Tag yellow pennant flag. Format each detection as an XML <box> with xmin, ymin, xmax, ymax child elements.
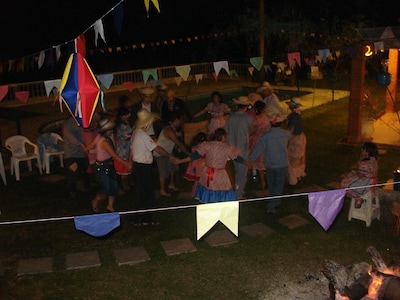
<box><xmin>144</xmin><ymin>0</ymin><xmax>160</xmax><ymax>16</ymax></box>
<box><xmin>196</xmin><ymin>201</ymin><xmax>239</xmax><ymax>240</ymax></box>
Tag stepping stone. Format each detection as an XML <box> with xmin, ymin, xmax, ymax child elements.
<box><xmin>114</xmin><ymin>247</ymin><xmax>150</xmax><ymax>266</ymax></box>
<box><xmin>65</xmin><ymin>251</ymin><xmax>101</xmax><ymax>270</ymax></box>
<box><xmin>278</xmin><ymin>214</ymin><xmax>310</xmax><ymax>229</ymax></box>
<box><xmin>40</xmin><ymin>174</ymin><xmax>66</xmax><ymax>183</ymax></box>
<box><xmin>295</xmin><ymin>185</ymin><xmax>326</xmax><ymax>194</ymax></box>
<box><xmin>161</xmin><ymin>238</ymin><xmax>197</xmax><ymax>256</ymax></box>
<box><xmin>17</xmin><ymin>257</ymin><xmax>53</xmax><ymax>276</ymax></box>
<box><xmin>205</xmin><ymin>229</ymin><xmax>238</xmax><ymax>246</ymax></box>
<box><xmin>240</xmin><ymin>223</ymin><xmax>275</xmax><ymax>238</ymax></box>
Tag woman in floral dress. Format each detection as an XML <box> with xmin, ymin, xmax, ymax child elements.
<box><xmin>114</xmin><ymin>107</ymin><xmax>133</xmax><ymax>192</ymax></box>
<box><xmin>193</xmin><ymin>91</ymin><xmax>231</xmax><ymax>137</ymax></box>
<box><xmin>176</xmin><ymin>128</ymin><xmax>249</xmax><ymax>203</ymax></box>
<box><xmin>341</xmin><ymin>142</ymin><xmax>378</xmax><ymax>208</ymax></box>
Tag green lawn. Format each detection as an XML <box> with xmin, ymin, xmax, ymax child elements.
<box><xmin>1</xmin><ymin>83</ymin><xmax>400</xmax><ymax>299</ymax></box>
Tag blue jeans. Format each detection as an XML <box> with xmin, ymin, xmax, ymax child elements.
<box><xmin>265</xmin><ymin>167</ymin><xmax>288</xmax><ymax>211</ymax></box>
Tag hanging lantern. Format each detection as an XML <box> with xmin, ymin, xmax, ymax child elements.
<box><xmin>377</xmin><ymin>59</ymin><xmax>391</xmax><ymax>86</ymax></box>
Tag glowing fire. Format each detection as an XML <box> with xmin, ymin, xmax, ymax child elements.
<box><xmin>366</xmin><ymin>271</ymin><xmax>383</xmax><ymax>299</ymax></box>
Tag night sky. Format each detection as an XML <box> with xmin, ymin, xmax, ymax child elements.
<box><xmin>0</xmin><ymin>0</ymin><xmax>399</xmax><ymax>61</ymax></box>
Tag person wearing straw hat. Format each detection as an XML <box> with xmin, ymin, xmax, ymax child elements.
<box><xmin>286</xmin><ymin>97</ymin><xmax>307</xmax><ymax>186</ymax></box>
<box><xmin>249</xmin><ymin>113</ymin><xmax>292</xmax><ymax>214</ymax></box>
<box><xmin>84</xmin><ymin>117</ymin><xmax>132</xmax><ymax>213</ymax></box>
<box><xmin>256</xmin><ymin>81</ymin><xmax>286</xmax><ymax>124</ymax></box>
<box><xmin>129</xmin><ymin>87</ymin><xmax>162</xmax><ymax>139</ymax></box>
<box><xmin>224</xmin><ymin>96</ymin><xmax>253</xmax><ymax>199</ymax></box>
<box><xmin>130</xmin><ymin>108</ymin><xmax>175</xmax><ymax>226</ymax></box>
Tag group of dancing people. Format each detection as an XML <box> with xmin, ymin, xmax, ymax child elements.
<box><xmin>63</xmin><ymin>81</ymin><xmax>311</xmax><ymax>223</ymax></box>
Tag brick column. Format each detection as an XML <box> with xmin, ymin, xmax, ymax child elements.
<box><xmin>347</xmin><ymin>44</ymin><xmax>365</xmax><ymax>144</ymax></box>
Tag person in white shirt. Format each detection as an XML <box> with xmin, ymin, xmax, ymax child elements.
<box><xmin>130</xmin><ymin>109</ymin><xmax>174</xmax><ymax>226</ymax></box>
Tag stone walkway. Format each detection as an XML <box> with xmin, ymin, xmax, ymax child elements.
<box><xmin>7</xmin><ymin>182</ymin><xmax>334</xmax><ymax>277</ymax></box>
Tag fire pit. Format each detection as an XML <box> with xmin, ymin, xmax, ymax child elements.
<box><xmin>323</xmin><ymin>246</ymin><xmax>400</xmax><ymax>300</ymax></box>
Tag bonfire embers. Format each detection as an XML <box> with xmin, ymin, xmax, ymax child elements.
<box><xmin>323</xmin><ymin>246</ymin><xmax>400</xmax><ymax>300</ymax></box>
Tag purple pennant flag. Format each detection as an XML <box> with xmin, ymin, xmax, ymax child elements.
<box><xmin>74</xmin><ymin>213</ymin><xmax>120</xmax><ymax>237</ymax></box>
<box><xmin>308</xmin><ymin>189</ymin><xmax>346</xmax><ymax>231</ymax></box>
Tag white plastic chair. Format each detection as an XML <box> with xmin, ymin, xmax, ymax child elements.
<box><xmin>0</xmin><ymin>152</ymin><xmax>6</xmax><ymax>185</ymax></box>
<box><xmin>37</xmin><ymin>133</ymin><xmax>64</xmax><ymax>174</ymax></box>
<box><xmin>348</xmin><ymin>189</ymin><xmax>380</xmax><ymax>227</ymax></box>
<box><xmin>5</xmin><ymin>135</ymin><xmax>42</xmax><ymax>181</ymax></box>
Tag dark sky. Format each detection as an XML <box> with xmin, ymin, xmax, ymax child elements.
<box><xmin>0</xmin><ymin>0</ymin><xmax>243</xmax><ymax>61</ymax></box>
<box><xmin>0</xmin><ymin>0</ymin><xmax>399</xmax><ymax>61</ymax></box>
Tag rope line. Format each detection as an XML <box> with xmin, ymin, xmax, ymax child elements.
<box><xmin>0</xmin><ymin>181</ymin><xmax>397</xmax><ymax>226</ymax></box>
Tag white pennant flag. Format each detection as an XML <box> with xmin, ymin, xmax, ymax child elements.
<box><xmin>196</xmin><ymin>201</ymin><xmax>239</xmax><ymax>240</ymax></box>
<box><xmin>195</xmin><ymin>74</ymin><xmax>203</xmax><ymax>84</ymax></box>
<box><xmin>213</xmin><ymin>61</ymin><xmax>229</xmax><ymax>76</ymax></box>
<box><xmin>94</xmin><ymin>19</ymin><xmax>106</xmax><ymax>46</ymax></box>
<box><xmin>44</xmin><ymin>79</ymin><xmax>61</xmax><ymax>97</ymax></box>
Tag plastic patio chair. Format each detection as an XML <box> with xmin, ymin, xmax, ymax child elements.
<box><xmin>37</xmin><ymin>132</ymin><xmax>64</xmax><ymax>174</ymax></box>
<box><xmin>5</xmin><ymin>135</ymin><xmax>42</xmax><ymax>181</ymax></box>
<box><xmin>0</xmin><ymin>152</ymin><xmax>6</xmax><ymax>185</ymax></box>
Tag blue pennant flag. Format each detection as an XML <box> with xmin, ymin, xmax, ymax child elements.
<box><xmin>74</xmin><ymin>212</ymin><xmax>120</xmax><ymax>237</ymax></box>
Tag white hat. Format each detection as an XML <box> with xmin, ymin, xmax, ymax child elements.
<box><xmin>98</xmin><ymin>118</ymin><xmax>116</xmax><ymax>132</ymax></box>
<box><xmin>256</xmin><ymin>81</ymin><xmax>273</xmax><ymax>93</ymax></box>
<box><xmin>135</xmin><ymin>108</ymin><xmax>159</xmax><ymax>129</ymax></box>
<box><xmin>139</xmin><ymin>87</ymin><xmax>155</xmax><ymax>95</ymax></box>
<box><xmin>232</xmin><ymin>96</ymin><xmax>251</xmax><ymax>106</ymax></box>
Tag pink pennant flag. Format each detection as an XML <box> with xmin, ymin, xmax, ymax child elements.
<box><xmin>15</xmin><ymin>91</ymin><xmax>30</xmax><ymax>103</ymax></box>
<box><xmin>0</xmin><ymin>85</ymin><xmax>9</xmax><ymax>102</ymax></box>
<box><xmin>287</xmin><ymin>52</ymin><xmax>301</xmax><ymax>67</ymax></box>
<box><xmin>123</xmin><ymin>81</ymin><xmax>134</xmax><ymax>91</ymax></box>
<box><xmin>308</xmin><ymin>189</ymin><xmax>346</xmax><ymax>231</ymax></box>
<box><xmin>212</xmin><ymin>72</ymin><xmax>218</xmax><ymax>81</ymax></box>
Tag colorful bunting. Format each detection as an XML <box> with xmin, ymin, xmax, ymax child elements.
<box><xmin>123</xmin><ymin>81</ymin><xmax>134</xmax><ymax>91</ymax></box>
<box><xmin>308</xmin><ymin>189</ymin><xmax>346</xmax><ymax>231</ymax></box>
<box><xmin>0</xmin><ymin>85</ymin><xmax>8</xmax><ymax>102</ymax></box>
<box><xmin>94</xmin><ymin>19</ymin><xmax>106</xmax><ymax>47</ymax></box>
<box><xmin>75</xmin><ymin>34</ymin><xmax>86</xmax><ymax>57</ymax></box>
<box><xmin>96</xmin><ymin>74</ymin><xmax>114</xmax><ymax>89</ymax></box>
<box><xmin>196</xmin><ymin>201</ymin><xmax>239</xmax><ymax>240</ymax></box>
<box><xmin>15</xmin><ymin>91</ymin><xmax>30</xmax><ymax>103</ymax></box>
<box><xmin>317</xmin><ymin>49</ymin><xmax>330</xmax><ymax>63</ymax></box>
<box><xmin>213</xmin><ymin>60</ymin><xmax>229</xmax><ymax>76</ymax></box>
<box><xmin>175</xmin><ymin>65</ymin><xmax>191</xmax><ymax>81</ymax></box>
<box><xmin>247</xmin><ymin>66</ymin><xmax>254</xmax><ymax>76</ymax></box>
<box><xmin>250</xmin><ymin>56</ymin><xmax>263</xmax><ymax>71</ymax></box>
<box><xmin>142</xmin><ymin>69</ymin><xmax>158</xmax><ymax>84</ymax></box>
<box><xmin>288</xmin><ymin>52</ymin><xmax>301</xmax><ymax>67</ymax></box>
<box><xmin>114</xmin><ymin>1</ymin><xmax>124</xmax><ymax>36</ymax></box>
<box><xmin>38</xmin><ymin>51</ymin><xmax>45</xmax><ymax>69</ymax></box>
<box><xmin>195</xmin><ymin>74</ymin><xmax>203</xmax><ymax>84</ymax></box>
<box><xmin>174</xmin><ymin>76</ymin><xmax>182</xmax><ymax>86</ymax></box>
<box><xmin>74</xmin><ymin>212</ymin><xmax>120</xmax><ymax>237</ymax></box>
<box><xmin>44</xmin><ymin>79</ymin><xmax>61</xmax><ymax>97</ymax></box>
<box><xmin>144</xmin><ymin>0</ymin><xmax>160</xmax><ymax>16</ymax></box>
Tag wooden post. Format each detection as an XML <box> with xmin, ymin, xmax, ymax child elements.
<box><xmin>347</xmin><ymin>44</ymin><xmax>366</xmax><ymax>144</ymax></box>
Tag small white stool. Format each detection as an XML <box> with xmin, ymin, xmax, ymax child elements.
<box><xmin>0</xmin><ymin>152</ymin><xmax>6</xmax><ymax>185</ymax></box>
<box><xmin>348</xmin><ymin>189</ymin><xmax>380</xmax><ymax>227</ymax></box>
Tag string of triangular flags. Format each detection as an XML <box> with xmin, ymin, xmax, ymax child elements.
<box><xmin>0</xmin><ymin>50</ymin><xmax>345</xmax><ymax>104</ymax></box>
<box><xmin>73</xmin><ymin>189</ymin><xmax>347</xmax><ymax>238</ymax></box>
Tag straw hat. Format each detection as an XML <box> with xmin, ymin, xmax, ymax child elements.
<box><xmin>247</xmin><ymin>92</ymin><xmax>263</xmax><ymax>105</ymax></box>
<box><xmin>139</xmin><ymin>87</ymin><xmax>155</xmax><ymax>95</ymax></box>
<box><xmin>135</xmin><ymin>108</ymin><xmax>159</xmax><ymax>129</ymax></box>
<box><xmin>232</xmin><ymin>96</ymin><xmax>251</xmax><ymax>106</ymax></box>
<box><xmin>286</xmin><ymin>97</ymin><xmax>302</xmax><ymax>109</ymax></box>
<box><xmin>98</xmin><ymin>118</ymin><xmax>116</xmax><ymax>132</ymax></box>
<box><xmin>256</xmin><ymin>81</ymin><xmax>273</xmax><ymax>93</ymax></box>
